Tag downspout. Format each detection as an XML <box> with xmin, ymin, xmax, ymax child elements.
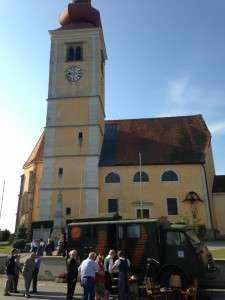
<box><xmin>202</xmin><ymin>163</ymin><xmax>215</xmax><ymax>238</ymax></box>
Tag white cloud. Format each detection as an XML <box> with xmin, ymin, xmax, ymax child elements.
<box><xmin>167</xmin><ymin>77</ymin><xmax>189</xmax><ymax>104</ymax></box>
<box><xmin>209</xmin><ymin>121</ymin><xmax>225</xmax><ymax>136</ymax></box>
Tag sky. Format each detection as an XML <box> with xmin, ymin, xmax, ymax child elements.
<box><xmin>0</xmin><ymin>0</ymin><xmax>225</xmax><ymax>231</ymax></box>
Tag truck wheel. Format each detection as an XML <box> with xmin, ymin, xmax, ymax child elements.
<box><xmin>159</xmin><ymin>268</ymin><xmax>189</xmax><ymax>288</ymax></box>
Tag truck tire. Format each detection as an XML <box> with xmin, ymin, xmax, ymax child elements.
<box><xmin>158</xmin><ymin>266</ymin><xmax>190</xmax><ymax>288</ymax></box>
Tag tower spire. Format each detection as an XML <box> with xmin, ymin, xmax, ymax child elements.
<box><xmin>60</xmin><ymin>0</ymin><xmax>100</xmax><ymax>27</ymax></box>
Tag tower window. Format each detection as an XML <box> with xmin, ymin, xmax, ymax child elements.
<box><xmin>58</xmin><ymin>168</ymin><xmax>64</xmax><ymax>178</ymax></box>
<box><xmin>101</xmin><ymin>49</ymin><xmax>105</xmax><ymax>75</ymax></box>
<box><xmin>75</xmin><ymin>46</ymin><xmax>83</xmax><ymax>61</ymax></box>
<box><xmin>67</xmin><ymin>47</ymin><xmax>75</xmax><ymax>62</ymax></box>
<box><xmin>78</xmin><ymin>132</ymin><xmax>83</xmax><ymax>144</ymax></box>
<box><xmin>66</xmin><ymin>44</ymin><xmax>83</xmax><ymax>62</ymax></box>
<box><xmin>66</xmin><ymin>207</ymin><xmax>71</xmax><ymax>216</ymax></box>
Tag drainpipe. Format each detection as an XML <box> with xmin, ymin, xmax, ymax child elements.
<box><xmin>202</xmin><ymin>163</ymin><xmax>215</xmax><ymax>239</ymax></box>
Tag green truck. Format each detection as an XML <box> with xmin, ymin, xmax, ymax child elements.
<box><xmin>67</xmin><ymin>218</ymin><xmax>219</xmax><ymax>288</ymax></box>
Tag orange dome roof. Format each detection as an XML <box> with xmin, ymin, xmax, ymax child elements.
<box><xmin>59</xmin><ymin>0</ymin><xmax>101</xmax><ymax>28</ymax></box>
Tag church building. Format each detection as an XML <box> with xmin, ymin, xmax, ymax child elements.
<box><xmin>16</xmin><ymin>0</ymin><xmax>225</xmax><ymax>240</ymax></box>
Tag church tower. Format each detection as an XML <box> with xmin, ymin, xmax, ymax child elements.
<box><xmin>39</xmin><ymin>0</ymin><xmax>107</xmax><ymax>227</ymax></box>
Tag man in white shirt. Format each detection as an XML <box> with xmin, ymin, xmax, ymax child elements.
<box><xmin>79</xmin><ymin>252</ymin><xmax>99</xmax><ymax>300</ymax></box>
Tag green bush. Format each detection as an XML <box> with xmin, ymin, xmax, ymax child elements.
<box><xmin>16</xmin><ymin>225</ymin><xmax>27</xmax><ymax>240</ymax></box>
<box><xmin>0</xmin><ymin>230</ymin><xmax>11</xmax><ymax>241</ymax></box>
<box><xmin>13</xmin><ymin>239</ymin><xmax>27</xmax><ymax>251</ymax></box>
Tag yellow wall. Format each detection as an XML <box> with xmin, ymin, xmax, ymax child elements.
<box><xmin>99</xmin><ymin>165</ymin><xmax>208</xmax><ymax>225</ymax></box>
<box><xmin>213</xmin><ymin>193</ymin><xmax>225</xmax><ymax>235</ymax></box>
<box><xmin>49</xmin><ymin>190</ymin><xmax>84</xmax><ymax>220</ymax></box>
<box><xmin>203</xmin><ymin>145</ymin><xmax>216</xmax><ymax>229</ymax></box>
<box><xmin>32</xmin><ymin>162</ymin><xmax>43</xmax><ymax>222</ymax></box>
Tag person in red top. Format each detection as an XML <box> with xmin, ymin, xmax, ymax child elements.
<box><xmin>95</xmin><ymin>255</ymin><xmax>105</xmax><ymax>300</ymax></box>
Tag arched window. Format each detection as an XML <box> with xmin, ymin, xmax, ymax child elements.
<box><xmin>67</xmin><ymin>46</ymin><xmax>75</xmax><ymax>62</ymax></box>
<box><xmin>133</xmin><ymin>172</ymin><xmax>149</xmax><ymax>183</ymax></box>
<box><xmin>75</xmin><ymin>46</ymin><xmax>83</xmax><ymax>61</ymax></box>
<box><xmin>161</xmin><ymin>170</ymin><xmax>179</xmax><ymax>182</ymax></box>
<box><xmin>105</xmin><ymin>172</ymin><xmax>120</xmax><ymax>183</ymax></box>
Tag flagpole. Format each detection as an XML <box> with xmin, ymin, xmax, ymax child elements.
<box><xmin>0</xmin><ymin>180</ymin><xmax>5</xmax><ymax>220</ymax></box>
<box><xmin>139</xmin><ymin>152</ymin><xmax>143</xmax><ymax>219</ymax></box>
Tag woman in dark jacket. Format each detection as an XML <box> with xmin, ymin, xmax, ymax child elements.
<box><xmin>67</xmin><ymin>250</ymin><xmax>79</xmax><ymax>300</ymax></box>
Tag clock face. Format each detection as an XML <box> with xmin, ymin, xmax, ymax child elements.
<box><xmin>65</xmin><ymin>66</ymin><xmax>82</xmax><ymax>82</ymax></box>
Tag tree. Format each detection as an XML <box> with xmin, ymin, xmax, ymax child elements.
<box><xmin>16</xmin><ymin>225</ymin><xmax>28</xmax><ymax>240</ymax></box>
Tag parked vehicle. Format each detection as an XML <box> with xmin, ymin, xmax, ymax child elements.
<box><xmin>67</xmin><ymin>219</ymin><xmax>219</xmax><ymax>288</ymax></box>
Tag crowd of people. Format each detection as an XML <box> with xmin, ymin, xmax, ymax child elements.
<box><xmin>67</xmin><ymin>249</ymin><xmax>132</xmax><ymax>300</ymax></box>
<box><xmin>4</xmin><ymin>249</ymin><xmax>41</xmax><ymax>298</ymax></box>
<box><xmin>4</xmin><ymin>239</ymin><xmax>134</xmax><ymax>300</ymax></box>
<box><xmin>30</xmin><ymin>238</ymin><xmax>65</xmax><ymax>257</ymax></box>
<box><xmin>4</xmin><ymin>238</ymin><xmax>57</xmax><ymax>298</ymax></box>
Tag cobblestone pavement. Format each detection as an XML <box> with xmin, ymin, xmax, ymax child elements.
<box><xmin>0</xmin><ymin>276</ymin><xmax>224</xmax><ymax>299</ymax></box>
<box><xmin>0</xmin><ymin>275</ymin><xmax>82</xmax><ymax>300</ymax></box>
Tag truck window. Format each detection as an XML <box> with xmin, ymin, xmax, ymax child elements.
<box><xmin>127</xmin><ymin>224</ymin><xmax>141</xmax><ymax>238</ymax></box>
<box><xmin>186</xmin><ymin>230</ymin><xmax>201</xmax><ymax>246</ymax></box>
<box><xmin>179</xmin><ymin>232</ymin><xmax>189</xmax><ymax>245</ymax></box>
<box><xmin>167</xmin><ymin>231</ymin><xmax>189</xmax><ymax>246</ymax></box>
<box><xmin>167</xmin><ymin>232</ymin><xmax>180</xmax><ymax>245</ymax></box>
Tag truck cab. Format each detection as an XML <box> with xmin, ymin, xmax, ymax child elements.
<box><xmin>158</xmin><ymin>224</ymin><xmax>217</xmax><ymax>286</ymax></box>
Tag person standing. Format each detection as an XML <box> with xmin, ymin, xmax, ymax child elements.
<box><xmin>4</xmin><ymin>248</ymin><xmax>17</xmax><ymax>296</ymax></box>
<box><xmin>37</xmin><ymin>239</ymin><xmax>45</xmax><ymax>256</ymax></box>
<box><xmin>32</xmin><ymin>254</ymin><xmax>41</xmax><ymax>294</ymax></box>
<box><xmin>95</xmin><ymin>255</ymin><xmax>105</xmax><ymax>300</ymax></box>
<box><xmin>67</xmin><ymin>250</ymin><xmax>79</xmax><ymax>300</ymax></box>
<box><xmin>14</xmin><ymin>254</ymin><xmax>22</xmax><ymax>293</ymax></box>
<box><xmin>79</xmin><ymin>252</ymin><xmax>99</xmax><ymax>300</ymax></box>
<box><xmin>112</xmin><ymin>251</ymin><xmax>131</xmax><ymax>300</ymax></box>
<box><xmin>45</xmin><ymin>239</ymin><xmax>55</xmax><ymax>256</ymax></box>
<box><xmin>22</xmin><ymin>252</ymin><xmax>36</xmax><ymax>298</ymax></box>
<box><xmin>30</xmin><ymin>240</ymin><xmax>39</xmax><ymax>253</ymax></box>
<box><xmin>104</xmin><ymin>249</ymin><xmax>116</xmax><ymax>299</ymax></box>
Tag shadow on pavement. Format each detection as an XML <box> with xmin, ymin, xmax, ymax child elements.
<box><xmin>8</xmin><ymin>291</ymin><xmax>82</xmax><ymax>300</ymax></box>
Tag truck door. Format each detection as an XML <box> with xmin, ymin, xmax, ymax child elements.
<box><xmin>163</xmin><ymin>230</ymin><xmax>199</xmax><ymax>276</ymax></box>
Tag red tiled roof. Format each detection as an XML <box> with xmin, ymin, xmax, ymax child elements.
<box><xmin>59</xmin><ymin>0</ymin><xmax>101</xmax><ymax>29</ymax></box>
<box><xmin>23</xmin><ymin>133</ymin><xmax>45</xmax><ymax>168</ymax></box>
<box><xmin>24</xmin><ymin>115</ymin><xmax>211</xmax><ymax>168</ymax></box>
<box><xmin>99</xmin><ymin>115</ymin><xmax>211</xmax><ymax>166</ymax></box>
<box><xmin>213</xmin><ymin>176</ymin><xmax>225</xmax><ymax>193</ymax></box>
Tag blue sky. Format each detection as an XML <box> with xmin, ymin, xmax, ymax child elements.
<box><xmin>0</xmin><ymin>0</ymin><xmax>225</xmax><ymax>230</ymax></box>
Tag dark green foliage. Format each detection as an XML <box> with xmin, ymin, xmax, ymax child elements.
<box><xmin>16</xmin><ymin>225</ymin><xmax>27</xmax><ymax>240</ymax></box>
<box><xmin>12</xmin><ymin>239</ymin><xmax>27</xmax><ymax>251</ymax></box>
<box><xmin>0</xmin><ymin>229</ymin><xmax>11</xmax><ymax>241</ymax></box>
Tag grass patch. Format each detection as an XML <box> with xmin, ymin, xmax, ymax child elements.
<box><xmin>211</xmin><ymin>248</ymin><xmax>225</xmax><ymax>259</ymax></box>
<box><xmin>0</xmin><ymin>244</ymin><xmax>12</xmax><ymax>254</ymax></box>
